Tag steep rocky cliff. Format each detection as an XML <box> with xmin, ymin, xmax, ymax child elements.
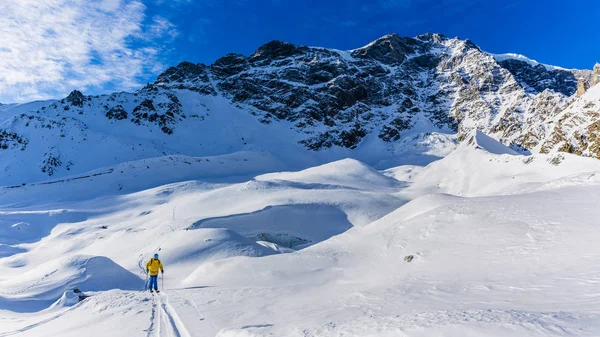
<box><xmin>0</xmin><ymin>33</ymin><xmax>597</xmax><ymax>184</ymax></box>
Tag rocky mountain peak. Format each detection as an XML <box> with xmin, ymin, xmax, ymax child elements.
<box><xmin>250</xmin><ymin>40</ymin><xmax>307</xmax><ymax>64</ymax></box>
<box><xmin>66</xmin><ymin>90</ymin><xmax>86</xmax><ymax>107</ymax></box>
<box><xmin>351</xmin><ymin>33</ymin><xmax>425</xmax><ymax>66</ymax></box>
<box><xmin>415</xmin><ymin>33</ymin><xmax>448</xmax><ymax>44</ymax></box>
<box><xmin>156</xmin><ymin>62</ymin><xmax>208</xmax><ymax>84</ymax></box>
<box><xmin>4</xmin><ymin>32</ymin><xmax>600</xmax><ymax>184</ymax></box>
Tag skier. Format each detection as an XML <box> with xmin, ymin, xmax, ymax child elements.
<box><xmin>145</xmin><ymin>253</ymin><xmax>164</xmax><ymax>293</ymax></box>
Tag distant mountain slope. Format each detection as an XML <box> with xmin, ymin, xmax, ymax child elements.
<box><xmin>0</xmin><ymin>33</ymin><xmax>597</xmax><ymax>185</ymax></box>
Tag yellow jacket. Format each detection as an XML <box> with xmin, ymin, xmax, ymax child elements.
<box><xmin>146</xmin><ymin>258</ymin><xmax>164</xmax><ymax>276</ymax></box>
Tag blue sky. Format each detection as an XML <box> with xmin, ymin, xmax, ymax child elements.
<box><xmin>0</xmin><ymin>0</ymin><xmax>598</xmax><ymax>103</ymax></box>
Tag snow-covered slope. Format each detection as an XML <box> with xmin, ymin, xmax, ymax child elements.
<box><xmin>0</xmin><ymin>33</ymin><xmax>597</xmax><ymax>188</ymax></box>
<box><xmin>2</xmin><ymin>133</ymin><xmax>600</xmax><ymax>336</ymax></box>
<box><xmin>406</xmin><ymin>130</ymin><xmax>600</xmax><ymax>196</ymax></box>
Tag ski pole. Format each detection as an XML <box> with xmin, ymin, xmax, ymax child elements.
<box><xmin>162</xmin><ymin>273</ymin><xmax>164</xmax><ymax>291</ymax></box>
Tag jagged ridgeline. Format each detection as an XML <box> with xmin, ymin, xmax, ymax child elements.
<box><xmin>152</xmin><ymin>33</ymin><xmax>597</xmax><ymax>153</ymax></box>
<box><xmin>0</xmin><ymin>33</ymin><xmax>599</xmax><ymax>183</ymax></box>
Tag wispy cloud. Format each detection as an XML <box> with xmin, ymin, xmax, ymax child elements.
<box><xmin>0</xmin><ymin>0</ymin><xmax>178</xmax><ymax>103</ymax></box>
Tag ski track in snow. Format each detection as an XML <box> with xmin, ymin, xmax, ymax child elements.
<box><xmin>155</xmin><ymin>293</ymin><xmax>192</xmax><ymax>337</ymax></box>
<box><xmin>0</xmin><ymin>270</ymin><xmax>58</xmax><ymax>296</ymax></box>
<box><xmin>144</xmin><ymin>297</ymin><xmax>157</xmax><ymax>337</ymax></box>
<box><xmin>143</xmin><ymin>291</ymin><xmax>194</xmax><ymax>337</ymax></box>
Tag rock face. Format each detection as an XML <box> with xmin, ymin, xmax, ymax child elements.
<box><xmin>149</xmin><ymin>33</ymin><xmax>594</xmax><ymax>154</ymax></box>
<box><xmin>150</xmin><ymin>34</ymin><xmax>527</xmax><ymax>150</ymax></box>
<box><xmin>577</xmin><ymin>80</ymin><xmax>587</xmax><ymax>95</ymax></box>
<box><xmin>0</xmin><ymin>33</ymin><xmax>599</xmax><ymax>183</ymax></box>
<box><xmin>498</xmin><ymin>59</ymin><xmax>580</xmax><ymax>96</ymax></box>
<box><xmin>593</xmin><ymin>63</ymin><xmax>600</xmax><ymax>86</ymax></box>
<box><xmin>66</xmin><ymin>90</ymin><xmax>86</xmax><ymax>107</ymax></box>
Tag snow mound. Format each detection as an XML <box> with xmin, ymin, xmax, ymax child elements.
<box><xmin>3</xmin><ymin>255</ymin><xmax>143</xmax><ymax>300</ymax></box>
<box><xmin>256</xmin><ymin>158</ymin><xmax>402</xmax><ymax>190</ymax></box>
<box><xmin>0</xmin><ymin>255</ymin><xmax>140</xmax><ymax>312</ymax></box>
<box><xmin>68</xmin><ymin>256</ymin><xmax>142</xmax><ymax>292</ymax></box>
<box><xmin>406</xmin><ymin>131</ymin><xmax>600</xmax><ymax>196</ymax></box>
<box><xmin>462</xmin><ymin>130</ymin><xmax>519</xmax><ymax>155</ymax></box>
<box><xmin>50</xmin><ymin>290</ymin><xmax>81</xmax><ymax>308</ymax></box>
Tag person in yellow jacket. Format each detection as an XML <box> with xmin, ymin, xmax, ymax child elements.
<box><xmin>145</xmin><ymin>253</ymin><xmax>164</xmax><ymax>293</ymax></box>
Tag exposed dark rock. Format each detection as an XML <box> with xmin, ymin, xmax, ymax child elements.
<box><xmin>157</xmin><ymin>62</ymin><xmax>206</xmax><ymax>83</ymax></box>
<box><xmin>250</xmin><ymin>40</ymin><xmax>307</xmax><ymax>64</ymax></box>
<box><xmin>155</xmin><ymin>62</ymin><xmax>217</xmax><ymax>95</ymax></box>
<box><xmin>211</xmin><ymin>53</ymin><xmax>249</xmax><ymax>78</ymax></box>
<box><xmin>415</xmin><ymin>33</ymin><xmax>449</xmax><ymax>44</ymax></box>
<box><xmin>498</xmin><ymin>59</ymin><xmax>578</xmax><ymax>96</ymax></box>
<box><xmin>130</xmin><ymin>98</ymin><xmax>180</xmax><ymax>134</ymax></box>
<box><xmin>66</xmin><ymin>90</ymin><xmax>86</xmax><ymax>107</ymax></box>
<box><xmin>0</xmin><ymin>130</ymin><xmax>28</xmax><ymax>150</ymax></box>
<box><xmin>106</xmin><ymin>105</ymin><xmax>128</xmax><ymax>120</ymax></box>
<box><xmin>41</xmin><ymin>153</ymin><xmax>62</xmax><ymax>176</ymax></box>
<box><xmin>351</xmin><ymin>34</ymin><xmax>421</xmax><ymax>66</ymax></box>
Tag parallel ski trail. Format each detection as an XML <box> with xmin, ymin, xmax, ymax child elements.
<box><xmin>169</xmin><ymin>290</ymin><xmax>220</xmax><ymax>337</ymax></box>
<box><xmin>144</xmin><ymin>297</ymin><xmax>157</xmax><ymax>337</ymax></box>
<box><xmin>156</xmin><ymin>294</ymin><xmax>162</xmax><ymax>337</ymax></box>
<box><xmin>148</xmin><ymin>292</ymin><xmax>191</xmax><ymax>337</ymax></box>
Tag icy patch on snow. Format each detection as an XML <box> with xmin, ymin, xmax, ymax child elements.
<box><xmin>255</xmin><ymin>241</ymin><xmax>296</xmax><ymax>253</ymax></box>
<box><xmin>190</xmin><ymin>204</ymin><xmax>353</xmax><ymax>249</ymax></box>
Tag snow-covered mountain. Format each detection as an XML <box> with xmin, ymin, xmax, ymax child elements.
<box><xmin>2</xmin><ymin>128</ymin><xmax>600</xmax><ymax>336</ymax></box>
<box><xmin>0</xmin><ymin>33</ymin><xmax>599</xmax><ymax>186</ymax></box>
<box><xmin>2</xmin><ymin>32</ymin><xmax>600</xmax><ymax>337</ymax></box>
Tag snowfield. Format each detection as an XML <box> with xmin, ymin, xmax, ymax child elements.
<box><xmin>1</xmin><ymin>131</ymin><xmax>600</xmax><ymax>337</ymax></box>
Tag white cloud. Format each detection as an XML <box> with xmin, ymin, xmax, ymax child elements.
<box><xmin>148</xmin><ymin>16</ymin><xmax>180</xmax><ymax>41</ymax></box>
<box><xmin>0</xmin><ymin>0</ymin><xmax>177</xmax><ymax>103</ymax></box>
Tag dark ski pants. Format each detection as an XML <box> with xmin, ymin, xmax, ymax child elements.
<box><xmin>149</xmin><ymin>275</ymin><xmax>158</xmax><ymax>290</ymax></box>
